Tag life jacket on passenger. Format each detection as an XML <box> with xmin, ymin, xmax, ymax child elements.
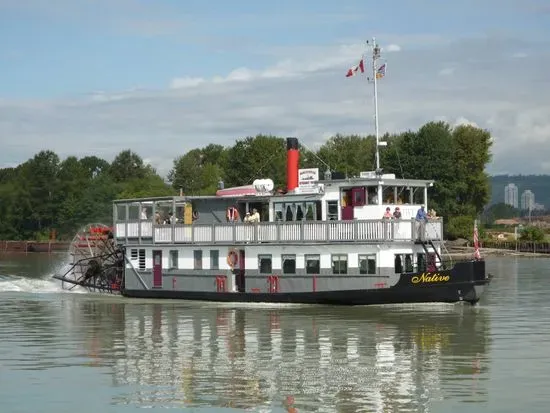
<box><xmin>226</xmin><ymin>206</ymin><xmax>240</xmax><ymax>222</ymax></box>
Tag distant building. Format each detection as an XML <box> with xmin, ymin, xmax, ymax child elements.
<box><xmin>504</xmin><ymin>183</ymin><xmax>518</xmax><ymax>208</ymax></box>
<box><xmin>520</xmin><ymin>190</ymin><xmax>535</xmax><ymax>210</ymax></box>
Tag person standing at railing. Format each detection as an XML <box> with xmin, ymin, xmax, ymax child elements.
<box><xmin>248</xmin><ymin>208</ymin><xmax>260</xmax><ymax>223</ymax></box>
<box><xmin>415</xmin><ymin>205</ymin><xmax>429</xmax><ymax>241</ymax></box>
<box><xmin>393</xmin><ymin>207</ymin><xmax>402</xmax><ymax>219</ymax></box>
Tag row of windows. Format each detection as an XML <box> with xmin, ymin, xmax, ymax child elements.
<box><xmin>258</xmin><ymin>254</ymin><xmax>376</xmax><ymax>275</ymax></box>
<box><xmin>131</xmin><ymin>250</ymin><xmax>433</xmax><ymax>274</ymax></box>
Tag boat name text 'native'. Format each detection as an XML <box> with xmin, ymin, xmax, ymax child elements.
<box><xmin>411</xmin><ymin>273</ymin><xmax>450</xmax><ymax>284</ymax></box>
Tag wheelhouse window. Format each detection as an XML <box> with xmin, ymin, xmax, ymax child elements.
<box><xmin>282</xmin><ymin>254</ymin><xmax>296</xmax><ymax>274</ymax></box>
<box><xmin>258</xmin><ymin>254</ymin><xmax>272</xmax><ymax>274</ymax></box>
<box><xmin>305</xmin><ymin>254</ymin><xmax>320</xmax><ymax>274</ymax></box>
<box><xmin>169</xmin><ymin>250</ymin><xmax>178</xmax><ymax>269</ymax></box>
<box><xmin>210</xmin><ymin>250</ymin><xmax>219</xmax><ymax>270</ymax></box>
<box><xmin>193</xmin><ymin>250</ymin><xmax>203</xmax><ymax>270</ymax></box>
<box><xmin>332</xmin><ymin>254</ymin><xmax>348</xmax><ymax>275</ymax></box>
<box><xmin>359</xmin><ymin>254</ymin><xmax>376</xmax><ymax>275</ymax></box>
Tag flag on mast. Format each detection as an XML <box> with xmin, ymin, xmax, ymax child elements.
<box><xmin>473</xmin><ymin>220</ymin><xmax>481</xmax><ymax>260</ymax></box>
<box><xmin>345</xmin><ymin>59</ymin><xmax>364</xmax><ymax>77</ymax></box>
<box><xmin>376</xmin><ymin>63</ymin><xmax>386</xmax><ymax>79</ymax></box>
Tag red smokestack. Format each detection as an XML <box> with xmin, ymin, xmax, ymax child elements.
<box><xmin>286</xmin><ymin>137</ymin><xmax>299</xmax><ymax>192</ymax></box>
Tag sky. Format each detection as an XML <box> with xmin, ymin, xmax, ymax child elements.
<box><xmin>0</xmin><ymin>0</ymin><xmax>549</xmax><ymax>177</ymax></box>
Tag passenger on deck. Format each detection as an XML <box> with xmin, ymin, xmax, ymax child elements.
<box><xmin>154</xmin><ymin>211</ymin><xmax>161</xmax><ymax>224</ymax></box>
<box><xmin>383</xmin><ymin>207</ymin><xmax>392</xmax><ymax>219</ymax></box>
<box><xmin>243</xmin><ymin>212</ymin><xmax>251</xmax><ymax>223</ymax></box>
<box><xmin>369</xmin><ymin>190</ymin><xmax>378</xmax><ymax>204</ymax></box>
<box><xmin>248</xmin><ymin>208</ymin><xmax>260</xmax><ymax>223</ymax></box>
<box><xmin>169</xmin><ymin>211</ymin><xmax>177</xmax><ymax>224</ymax></box>
<box><xmin>140</xmin><ymin>208</ymin><xmax>148</xmax><ymax>220</ymax></box>
<box><xmin>393</xmin><ymin>207</ymin><xmax>402</xmax><ymax>219</ymax></box>
<box><xmin>415</xmin><ymin>205</ymin><xmax>429</xmax><ymax>241</ymax></box>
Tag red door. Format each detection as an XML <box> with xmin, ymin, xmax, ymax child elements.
<box><xmin>341</xmin><ymin>206</ymin><xmax>354</xmax><ymax>220</ymax></box>
<box><xmin>153</xmin><ymin>250</ymin><xmax>162</xmax><ymax>288</ymax></box>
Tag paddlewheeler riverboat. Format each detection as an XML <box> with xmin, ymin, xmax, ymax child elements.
<box><xmin>53</xmin><ymin>38</ymin><xmax>491</xmax><ymax>305</ymax></box>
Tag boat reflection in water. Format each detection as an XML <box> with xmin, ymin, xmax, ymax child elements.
<box><xmin>83</xmin><ymin>302</ymin><xmax>490</xmax><ymax>411</ymax></box>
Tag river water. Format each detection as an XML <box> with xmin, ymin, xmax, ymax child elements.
<box><xmin>0</xmin><ymin>254</ymin><xmax>548</xmax><ymax>413</ymax></box>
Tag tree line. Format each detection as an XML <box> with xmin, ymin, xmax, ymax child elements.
<box><xmin>0</xmin><ymin>121</ymin><xmax>492</xmax><ymax>241</ymax></box>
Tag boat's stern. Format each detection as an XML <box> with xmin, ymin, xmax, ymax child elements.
<box><xmin>451</xmin><ymin>259</ymin><xmax>491</xmax><ymax>304</ymax></box>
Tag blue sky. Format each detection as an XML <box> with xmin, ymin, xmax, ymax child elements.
<box><xmin>1</xmin><ymin>0</ymin><xmax>549</xmax><ymax>176</ymax></box>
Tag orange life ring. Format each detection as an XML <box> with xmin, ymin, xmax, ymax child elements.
<box><xmin>227</xmin><ymin>249</ymin><xmax>239</xmax><ymax>269</ymax></box>
<box><xmin>226</xmin><ymin>206</ymin><xmax>240</xmax><ymax>222</ymax></box>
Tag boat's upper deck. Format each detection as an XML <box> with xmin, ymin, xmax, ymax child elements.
<box><xmin>112</xmin><ymin>173</ymin><xmax>443</xmax><ymax>245</ymax></box>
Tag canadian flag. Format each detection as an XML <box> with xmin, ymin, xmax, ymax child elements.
<box><xmin>346</xmin><ymin>59</ymin><xmax>364</xmax><ymax>77</ymax></box>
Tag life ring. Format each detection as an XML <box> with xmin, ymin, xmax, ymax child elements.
<box><xmin>226</xmin><ymin>206</ymin><xmax>240</xmax><ymax>222</ymax></box>
<box><xmin>192</xmin><ymin>210</ymin><xmax>199</xmax><ymax>220</ymax></box>
<box><xmin>227</xmin><ymin>249</ymin><xmax>239</xmax><ymax>269</ymax></box>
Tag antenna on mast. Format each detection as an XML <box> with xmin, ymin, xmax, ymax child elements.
<box><xmin>366</xmin><ymin>37</ymin><xmax>386</xmax><ymax>175</ymax></box>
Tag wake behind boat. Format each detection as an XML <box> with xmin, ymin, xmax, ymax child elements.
<box><xmin>52</xmin><ymin>38</ymin><xmax>491</xmax><ymax>305</ymax></box>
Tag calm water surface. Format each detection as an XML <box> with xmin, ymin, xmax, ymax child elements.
<box><xmin>0</xmin><ymin>253</ymin><xmax>549</xmax><ymax>412</ymax></box>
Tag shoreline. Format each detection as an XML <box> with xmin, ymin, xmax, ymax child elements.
<box><xmin>446</xmin><ymin>246</ymin><xmax>550</xmax><ymax>259</ymax></box>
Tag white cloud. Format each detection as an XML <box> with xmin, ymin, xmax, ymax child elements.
<box><xmin>1</xmin><ymin>35</ymin><xmax>549</xmax><ymax>177</ymax></box>
<box><xmin>385</xmin><ymin>44</ymin><xmax>402</xmax><ymax>52</ymax></box>
<box><xmin>170</xmin><ymin>77</ymin><xmax>205</xmax><ymax>89</ymax></box>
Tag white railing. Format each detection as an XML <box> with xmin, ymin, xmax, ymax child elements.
<box><xmin>114</xmin><ymin>219</ymin><xmax>443</xmax><ymax>244</ymax></box>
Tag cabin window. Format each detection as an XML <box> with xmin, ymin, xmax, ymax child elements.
<box><xmin>326</xmin><ymin>201</ymin><xmax>338</xmax><ymax>220</ymax></box>
<box><xmin>116</xmin><ymin>205</ymin><xmax>127</xmax><ymax>221</ymax></box>
<box><xmin>331</xmin><ymin>254</ymin><xmax>348</xmax><ymax>275</ymax></box>
<box><xmin>169</xmin><ymin>250</ymin><xmax>178</xmax><ymax>269</ymax></box>
<box><xmin>193</xmin><ymin>250</ymin><xmax>203</xmax><ymax>270</ymax></box>
<box><xmin>258</xmin><ymin>255</ymin><xmax>272</xmax><ymax>274</ymax></box>
<box><xmin>305</xmin><ymin>254</ymin><xmax>320</xmax><ymax>274</ymax></box>
<box><xmin>285</xmin><ymin>204</ymin><xmax>295</xmax><ymax>221</ymax></box>
<box><xmin>417</xmin><ymin>253</ymin><xmax>426</xmax><ymax>272</ymax></box>
<box><xmin>394</xmin><ymin>253</ymin><xmax>413</xmax><ymax>273</ymax></box>
<box><xmin>359</xmin><ymin>254</ymin><xmax>376</xmax><ymax>275</ymax></box>
<box><xmin>130</xmin><ymin>249</ymin><xmax>138</xmax><ymax>260</ymax></box>
<box><xmin>140</xmin><ymin>203</ymin><xmax>153</xmax><ymax>220</ymax></box>
<box><xmin>282</xmin><ymin>254</ymin><xmax>296</xmax><ymax>274</ymax></box>
<box><xmin>128</xmin><ymin>204</ymin><xmax>140</xmax><ymax>220</ymax></box>
<box><xmin>274</xmin><ymin>204</ymin><xmax>284</xmax><ymax>221</ymax></box>
<box><xmin>210</xmin><ymin>250</ymin><xmax>219</xmax><ymax>270</ymax></box>
<box><xmin>138</xmin><ymin>249</ymin><xmax>146</xmax><ymax>270</ymax></box>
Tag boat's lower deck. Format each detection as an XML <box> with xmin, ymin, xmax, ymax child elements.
<box><xmin>121</xmin><ymin>260</ymin><xmax>490</xmax><ymax>306</ymax></box>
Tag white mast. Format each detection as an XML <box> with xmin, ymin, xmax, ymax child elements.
<box><xmin>368</xmin><ymin>37</ymin><xmax>386</xmax><ymax>172</ymax></box>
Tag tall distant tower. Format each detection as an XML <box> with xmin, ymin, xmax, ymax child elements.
<box><xmin>521</xmin><ymin>190</ymin><xmax>535</xmax><ymax>211</ymax></box>
<box><xmin>504</xmin><ymin>183</ymin><xmax>518</xmax><ymax>208</ymax></box>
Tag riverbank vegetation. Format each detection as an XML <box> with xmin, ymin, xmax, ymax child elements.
<box><xmin>0</xmin><ymin>121</ymin><xmax>492</xmax><ymax>240</ymax></box>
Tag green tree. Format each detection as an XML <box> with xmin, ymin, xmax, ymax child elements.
<box><xmin>314</xmin><ymin>134</ymin><xmax>376</xmax><ymax>177</ymax></box>
<box><xmin>451</xmin><ymin>125</ymin><xmax>493</xmax><ymax>216</ymax></box>
<box><xmin>109</xmin><ymin>150</ymin><xmax>149</xmax><ymax>182</ymax></box>
<box><xmin>224</xmin><ymin>135</ymin><xmax>287</xmax><ymax>188</ymax></box>
<box><xmin>519</xmin><ymin>226</ymin><xmax>546</xmax><ymax>242</ymax></box>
